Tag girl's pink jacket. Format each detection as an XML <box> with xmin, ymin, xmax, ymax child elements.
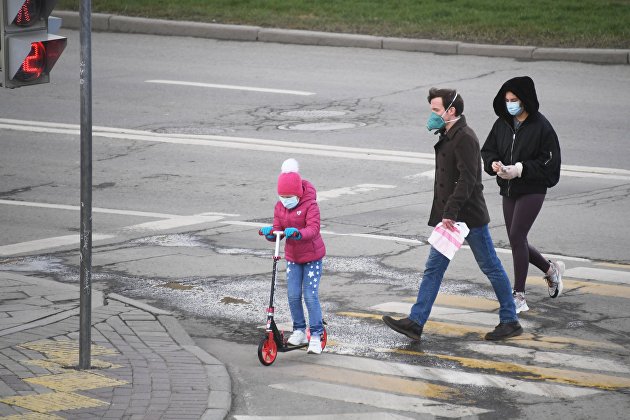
<box><xmin>272</xmin><ymin>179</ymin><xmax>326</xmax><ymax>264</ymax></box>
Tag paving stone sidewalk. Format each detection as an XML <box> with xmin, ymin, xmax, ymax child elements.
<box><xmin>0</xmin><ymin>272</ymin><xmax>230</xmax><ymax>420</ymax></box>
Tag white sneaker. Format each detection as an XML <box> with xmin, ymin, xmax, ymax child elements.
<box><xmin>287</xmin><ymin>330</ymin><xmax>307</xmax><ymax>346</ymax></box>
<box><xmin>514</xmin><ymin>291</ymin><xmax>529</xmax><ymax>314</ymax></box>
<box><xmin>307</xmin><ymin>335</ymin><xmax>322</xmax><ymax>354</ymax></box>
<box><xmin>545</xmin><ymin>260</ymin><xmax>565</xmax><ymax>298</ymax></box>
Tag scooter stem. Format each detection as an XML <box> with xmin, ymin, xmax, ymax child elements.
<box><xmin>273</xmin><ymin>231</ymin><xmax>282</xmax><ymax>259</ymax></box>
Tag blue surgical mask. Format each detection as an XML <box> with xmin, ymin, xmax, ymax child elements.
<box><xmin>279</xmin><ymin>196</ymin><xmax>299</xmax><ymax>209</ymax></box>
<box><xmin>506</xmin><ymin>101</ymin><xmax>523</xmax><ymax>116</ymax></box>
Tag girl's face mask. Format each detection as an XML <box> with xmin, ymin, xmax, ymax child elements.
<box><xmin>279</xmin><ymin>195</ymin><xmax>299</xmax><ymax>209</ymax></box>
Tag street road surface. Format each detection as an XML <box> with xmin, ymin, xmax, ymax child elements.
<box><xmin>1</xmin><ymin>28</ymin><xmax>629</xmax><ymax>419</ymax></box>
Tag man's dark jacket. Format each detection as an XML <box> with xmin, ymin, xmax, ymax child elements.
<box><xmin>429</xmin><ymin>115</ymin><xmax>490</xmax><ymax>228</ymax></box>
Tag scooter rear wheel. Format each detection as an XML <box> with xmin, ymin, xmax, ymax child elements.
<box><xmin>257</xmin><ymin>334</ymin><xmax>278</xmax><ymax>366</ymax></box>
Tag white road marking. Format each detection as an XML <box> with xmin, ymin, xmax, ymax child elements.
<box><xmin>369</xmin><ymin>301</ymin><xmax>537</xmax><ymax>328</ymax></box>
<box><xmin>565</xmin><ymin>267</ymin><xmax>630</xmax><ymax>285</ymax></box>
<box><xmin>4</xmin><ymin>118</ymin><xmax>630</xmax><ymax>179</ymax></box>
<box><xmin>465</xmin><ymin>343</ymin><xmax>630</xmax><ymax>374</ymax></box>
<box><xmin>306</xmin><ymin>353</ymin><xmax>601</xmax><ymax>398</ymax></box>
<box><xmin>145</xmin><ymin>79</ymin><xmax>316</xmax><ymax>96</ymax></box>
<box><xmin>0</xmin><ymin>199</ymin><xmax>239</xmax><ymax>255</ymax></box>
<box><xmin>233</xmin><ymin>413</ymin><xmax>415</xmax><ymax>420</ymax></box>
<box><xmin>122</xmin><ymin>214</ymin><xmax>226</xmax><ymax>232</ymax></box>
<box><xmin>270</xmin><ymin>381</ymin><xmax>491</xmax><ymax>418</ymax></box>
<box><xmin>0</xmin><ymin>199</ymin><xmax>181</xmax><ymax>219</ymax></box>
<box><xmin>0</xmin><ymin>234</ymin><xmax>115</xmax><ymax>256</ymax></box>
<box><xmin>318</xmin><ymin>184</ymin><xmax>397</xmax><ymax>201</ymax></box>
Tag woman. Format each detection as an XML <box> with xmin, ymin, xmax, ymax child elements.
<box><xmin>481</xmin><ymin>76</ymin><xmax>563</xmax><ymax>313</ymax></box>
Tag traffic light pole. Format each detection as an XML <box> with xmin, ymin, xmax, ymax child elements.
<box><xmin>79</xmin><ymin>0</ymin><xmax>92</xmax><ymax>370</ymax></box>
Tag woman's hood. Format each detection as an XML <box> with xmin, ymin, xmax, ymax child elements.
<box><xmin>492</xmin><ymin>76</ymin><xmax>540</xmax><ymax>119</ymax></box>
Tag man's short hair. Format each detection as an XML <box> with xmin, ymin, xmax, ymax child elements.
<box><xmin>428</xmin><ymin>88</ymin><xmax>464</xmax><ymax>116</ymax></box>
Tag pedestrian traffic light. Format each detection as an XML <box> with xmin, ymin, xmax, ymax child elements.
<box><xmin>1</xmin><ymin>0</ymin><xmax>67</xmax><ymax>88</ymax></box>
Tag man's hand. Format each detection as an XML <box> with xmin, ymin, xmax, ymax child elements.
<box><xmin>441</xmin><ymin>218</ymin><xmax>457</xmax><ymax>231</ymax></box>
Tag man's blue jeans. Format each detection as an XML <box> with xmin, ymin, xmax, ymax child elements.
<box><xmin>409</xmin><ymin>224</ymin><xmax>518</xmax><ymax>326</ymax></box>
<box><xmin>286</xmin><ymin>259</ymin><xmax>324</xmax><ymax>337</ymax></box>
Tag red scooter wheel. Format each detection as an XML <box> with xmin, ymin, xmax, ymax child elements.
<box><xmin>257</xmin><ymin>334</ymin><xmax>277</xmax><ymax>366</ymax></box>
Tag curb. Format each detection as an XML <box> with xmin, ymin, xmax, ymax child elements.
<box><xmin>55</xmin><ymin>11</ymin><xmax>629</xmax><ymax>65</ymax></box>
<box><xmin>107</xmin><ymin>292</ymin><xmax>232</xmax><ymax>420</ymax></box>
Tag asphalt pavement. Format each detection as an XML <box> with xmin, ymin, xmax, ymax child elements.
<box><xmin>0</xmin><ymin>271</ymin><xmax>230</xmax><ymax>419</ymax></box>
<box><xmin>2</xmin><ymin>11</ymin><xmax>629</xmax><ymax>420</ymax></box>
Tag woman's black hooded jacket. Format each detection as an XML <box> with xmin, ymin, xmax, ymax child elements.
<box><xmin>481</xmin><ymin>76</ymin><xmax>561</xmax><ymax>197</ymax></box>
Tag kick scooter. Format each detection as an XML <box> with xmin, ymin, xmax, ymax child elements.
<box><xmin>257</xmin><ymin>230</ymin><xmax>327</xmax><ymax>366</ymax></box>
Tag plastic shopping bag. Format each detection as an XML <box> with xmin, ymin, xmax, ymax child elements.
<box><xmin>427</xmin><ymin>222</ymin><xmax>470</xmax><ymax>260</ymax></box>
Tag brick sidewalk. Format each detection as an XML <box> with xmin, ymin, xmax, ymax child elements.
<box><xmin>0</xmin><ymin>272</ymin><xmax>230</xmax><ymax>419</ymax></box>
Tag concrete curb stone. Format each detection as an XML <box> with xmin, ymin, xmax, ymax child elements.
<box><xmin>55</xmin><ymin>10</ymin><xmax>629</xmax><ymax>65</ymax></box>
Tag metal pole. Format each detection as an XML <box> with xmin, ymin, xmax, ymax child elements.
<box><xmin>79</xmin><ymin>0</ymin><xmax>92</xmax><ymax>370</ymax></box>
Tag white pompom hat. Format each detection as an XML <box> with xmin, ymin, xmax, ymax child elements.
<box><xmin>277</xmin><ymin>158</ymin><xmax>303</xmax><ymax>197</ymax></box>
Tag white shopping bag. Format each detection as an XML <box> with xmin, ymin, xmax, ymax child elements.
<box><xmin>427</xmin><ymin>222</ymin><xmax>470</xmax><ymax>260</ymax></box>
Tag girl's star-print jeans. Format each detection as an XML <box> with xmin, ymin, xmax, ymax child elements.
<box><xmin>286</xmin><ymin>259</ymin><xmax>324</xmax><ymax>337</ymax></box>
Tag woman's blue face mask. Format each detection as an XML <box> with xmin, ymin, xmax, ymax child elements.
<box><xmin>506</xmin><ymin>101</ymin><xmax>523</xmax><ymax>116</ymax></box>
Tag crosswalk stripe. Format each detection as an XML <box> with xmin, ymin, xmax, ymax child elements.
<box><xmin>465</xmin><ymin>343</ymin><xmax>630</xmax><ymax>374</ymax></box>
<box><xmin>305</xmin><ymin>353</ymin><xmax>601</xmax><ymax>398</ymax></box>
<box><xmin>414</xmin><ymin>294</ymin><xmax>500</xmax><ymax>311</ymax></box>
<box><xmin>564</xmin><ymin>267</ymin><xmax>630</xmax><ymax>285</ymax></box>
<box><xmin>270</xmin><ymin>381</ymin><xmax>491</xmax><ymax>417</ymax></box>
<box><xmin>369</xmin><ymin>301</ymin><xmax>537</xmax><ymax>328</ymax></box>
<box><xmin>337</xmin><ymin>311</ymin><xmax>626</xmax><ymax>351</ymax></box>
<box><xmin>274</xmin><ymin>364</ymin><xmax>460</xmax><ymax>400</ymax></box>
<box><xmin>527</xmin><ymin>276</ymin><xmax>630</xmax><ymax>298</ymax></box>
<box><xmin>394</xmin><ymin>350</ymin><xmax>630</xmax><ymax>390</ymax></box>
<box><xmin>233</xmin><ymin>413</ymin><xmax>415</xmax><ymax>420</ymax></box>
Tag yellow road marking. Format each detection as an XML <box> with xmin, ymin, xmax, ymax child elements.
<box><xmin>1</xmin><ymin>413</ymin><xmax>65</xmax><ymax>419</ymax></box>
<box><xmin>595</xmin><ymin>262</ymin><xmax>630</xmax><ymax>269</ymax></box>
<box><xmin>277</xmin><ymin>365</ymin><xmax>462</xmax><ymax>401</ymax></box>
<box><xmin>23</xmin><ymin>358</ymin><xmax>122</xmax><ymax>372</ymax></box>
<box><xmin>0</xmin><ymin>392</ymin><xmax>108</xmax><ymax>413</ymax></box>
<box><xmin>18</xmin><ymin>340</ymin><xmax>118</xmax><ymax>359</ymax></box>
<box><xmin>393</xmin><ymin>349</ymin><xmax>630</xmax><ymax>390</ymax></box>
<box><xmin>24</xmin><ymin>371</ymin><xmax>128</xmax><ymax>392</ymax></box>
<box><xmin>404</xmin><ymin>294</ymin><xmax>499</xmax><ymax>311</ymax></box>
<box><xmin>527</xmin><ymin>276</ymin><xmax>630</xmax><ymax>298</ymax></box>
<box><xmin>337</xmin><ymin>311</ymin><xmax>626</xmax><ymax>351</ymax></box>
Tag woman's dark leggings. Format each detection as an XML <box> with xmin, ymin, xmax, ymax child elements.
<box><xmin>503</xmin><ymin>193</ymin><xmax>551</xmax><ymax>293</ymax></box>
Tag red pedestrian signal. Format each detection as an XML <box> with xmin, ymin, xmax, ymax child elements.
<box><xmin>1</xmin><ymin>0</ymin><xmax>67</xmax><ymax>88</ymax></box>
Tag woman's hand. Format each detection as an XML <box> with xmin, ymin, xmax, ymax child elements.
<box><xmin>491</xmin><ymin>161</ymin><xmax>504</xmax><ymax>173</ymax></box>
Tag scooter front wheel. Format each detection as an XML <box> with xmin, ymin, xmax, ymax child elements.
<box><xmin>257</xmin><ymin>334</ymin><xmax>278</xmax><ymax>366</ymax></box>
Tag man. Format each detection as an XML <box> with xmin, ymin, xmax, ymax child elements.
<box><xmin>382</xmin><ymin>88</ymin><xmax>522</xmax><ymax>341</ymax></box>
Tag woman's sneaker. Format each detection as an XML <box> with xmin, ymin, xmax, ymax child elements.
<box><xmin>545</xmin><ymin>260</ymin><xmax>565</xmax><ymax>298</ymax></box>
<box><xmin>513</xmin><ymin>291</ymin><xmax>529</xmax><ymax>314</ymax></box>
<box><xmin>307</xmin><ymin>335</ymin><xmax>322</xmax><ymax>354</ymax></box>
<box><xmin>287</xmin><ymin>330</ymin><xmax>307</xmax><ymax>346</ymax></box>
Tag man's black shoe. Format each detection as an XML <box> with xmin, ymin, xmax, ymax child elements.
<box><xmin>484</xmin><ymin>321</ymin><xmax>523</xmax><ymax>341</ymax></box>
<box><xmin>382</xmin><ymin>316</ymin><xmax>423</xmax><ymax>340</ymax></box>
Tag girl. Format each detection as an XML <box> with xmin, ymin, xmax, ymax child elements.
<box><xmin>260</xmin><ymin>158</ymin><xmax>326</xmax><ymax>354</ymax></box>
